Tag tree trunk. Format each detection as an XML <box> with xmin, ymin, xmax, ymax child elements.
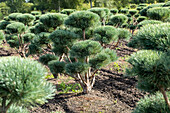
<box><xmin>81</xmin><ymin>75</ymin><xmax>95</xmax><ymax>94</ymax></box>
<box><xmin>83</xmin><ymin>29</ymin><xmax>86</xmax><ymax>40</ymax></box>
<box><xmin>112</xmin><ymin>38</ymin><xmax>120</xmax><ymax>49</ymax></box>
<box><xmin>159</xmin><ymin>87</ymin><xmax>170</xmax><ymax>110</ymax></box>
<box><xmin>0</xmin><ymin>97</ymin><xmax>7</xmax><ymax>113</ymax></box>
<box><xmin>90</xmin><ymin>0</ymin><xmax>92</xmax><ymax>8</ymax></box>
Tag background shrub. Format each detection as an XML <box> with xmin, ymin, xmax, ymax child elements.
<box><xmin>147</xmin><ymin>7</ymin><xmax>170</xmax><ymax>21</ymax></box>
<box><xmin>133</xmin><ymin>92</ymin><xmax>170</xmax><ymax>113</ymax></box>
<box><xmin>110</xmin><ymin>14</ymin><xmax>128</xmax><ymax>27</ymax></box>
<box><xmin>110</xmin><ymin>8</ymin><xmax>118</xmax><ymax>15</ymax></box>
<box><xmin>137</xmin><ymin>20</ymin><xmax>162</xmax><ymax>28</ymax></box>
<box><xmin>129</xmin><ymin>23</ymin><xmax>170</xmax><ymax>51</ymax></box>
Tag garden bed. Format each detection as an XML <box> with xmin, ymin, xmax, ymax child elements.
<box><xmin>0</xmin><ymin>40</ymin><xmax>147</xmax><ymax>113</ymax></box>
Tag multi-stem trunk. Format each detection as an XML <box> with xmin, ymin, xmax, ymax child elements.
<box><xmin>159</xmin><ymin>87</ymin><xmax>170</xmax><ymax>110</ymax></box>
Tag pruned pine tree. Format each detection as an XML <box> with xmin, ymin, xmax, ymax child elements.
<box><xmin>65</xmin><ymin>11</ymin><xmax>101</xmax><ymax>40</ymax></box>
<box><xmin>5</xmin><ymin>22</ymin><xmax>35</xmax><ymax>58</ymax></box>
<box><xmin>40</xmin><ymin>40</ymin><xmax>118</xmax><ymax>94</ymax></box>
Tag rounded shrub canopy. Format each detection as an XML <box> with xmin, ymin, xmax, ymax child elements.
<box><xmin>70</xmin><ymin>40</ymin><xmax>102</xmax><ymax>58</ymax></box>
<box><xmin>133</xmin><ymin>92</ymin><xmax>170</xmax><ymax>113</ymax></box>
<box><xmin>117</xmin><ymin>28</ymin><xmax>132</xmax><ymax>40</ymax></box>
<box><xmin>64</xmin><ymin>11</ymin><xmax>100</xmax><ymax>30</ymax></box>
<box><xmin>137</xmin><ymin>16</ymin><xmax>147</xmax><ymax>23</ymax></box>
<box><xmin>49</xmin><ymin>29</ymin><xmax>79</xmax><ymax>46</ymax></box>
<box><xmin>40</xmin><ymin>13</ymin><xmax>67</xmax><ymax>28</ymax></box>
<box><xmin>61</xmin><ymin>9</ymin><xmax>75</xmax><ymax>15</ymax></box>
<box><xmin>120</xmin><ymin>9</ymin><xmax>129</xmax><ymax>14</ymax></box>
<box><xmin>129</xmin><ymin>10</ymin><xmax>138</xmax><ymax>16</ymax></box>
<box><xmin>129</xmin><ymin>23</ymin><xmax>170</xmax><ymax>51</ymax></box>
<box><xmin>89</xmin><ymin>48</ymin><xmax>118</xmax><ymax>69</ymax></box>
<box><xmin>0</xmin><ymin>20</ymin><xmax>12</xmax><ymax>30</ymax></box>
<box><xmin>126</xmin><ymin>50</ymin><xmax>170</xmax><ymax>92</ymax></box>
<box><xmin>31</xmin><ymin>11</ymin><xmax>42</xmax><ymax>16</ymax></box>
<box><xmin>110</xmin><ymin>14</ymin><xmax>128</xmax><ymax>26</ymax></box>
<box><xmin>22</xmin><ymin>33</ymin><xmax>35</xmax><ymax>43</ymax></box>
<box><xmin>110</xmin><ymin>8</ymin><xmax>118</xmax><ymax>15</ymax></box>
<box><xmin>8</xmin><ymin>13</ymin><xmax>22</xmax><ymax>21</ymax></box>
<box><xmin>94</xmin><ymin>26</ymin><xmax>118</xmax><ymax>45</ymax></box>
<box><xmin>0</xmin><ymin>56</ymin><xmax>56</xmax><ymax>105</ymax></box>
<box><xmin>6</xmin><ymin>22</ymin><xmax>26</xmax><ymax>34</ymax></box>
<box><xmin>137</xmin><ymin>20</ymin><xmax>162</xmax><ymax>29</ymax></box>
<box><xmin>16</xmin><ymin>14</ymin><xmax>35</xmax><ymax>25</ymax></box>
<box><xmin>147</xmin><ymin>7</ymin><xmax>170</xmax><ymax>21</ymax></box>
<box><xmin>88</xmin><ymin>8</ymin><xmax>106</xmax><ymax>21</ymax></box>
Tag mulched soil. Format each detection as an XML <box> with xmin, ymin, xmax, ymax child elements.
<box><xmin>0</xmin><ymin>40</ymin><xmax>148</xmax><ymax>113</ymax></box>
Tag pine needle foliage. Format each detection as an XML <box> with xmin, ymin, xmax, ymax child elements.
<box><xmin>128</xmin><ymin>23</ymin><xmax>170</xmax><ymax>51</ymax></box>
<box><xmin>0</xmin><ymin>57</ymin><xmax>56</xmax><ymax>113</ymax></box>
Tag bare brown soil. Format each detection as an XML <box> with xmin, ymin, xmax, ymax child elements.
<box><xmin>0</xmin><ymin>40</ymin><xmax>147</xmax><ymax>113</ymax></box>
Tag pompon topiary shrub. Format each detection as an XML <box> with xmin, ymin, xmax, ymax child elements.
<box><xmin>120</xmin><ymin>9</ymin><xmax>129</xmax><ymax>15</ymax></box>
<box><xmin>137</xmin><ymin>20</ymin><xmax>162</xmax><ymax>29</ymax></box>
<box><xmin>5</xmin><ymin>22</ymin><xmax>35</xmax><ymax>58</ymax></box>
<box><xmin>65</xmin><ymin>11</ymin><xmax>100</xmax><ymax>40</ymax></box>
<box><xmin>61</xmin><ymin>9</ymin><xmax>75</xmax><ymax>15</ymax></box>
<box><xmin>88</xmin><ymin>8</ymin><xmax>109</xmax><ymax>26</ymax></box>
<box><xmin>0</xmin><ymin>56</ymin><xmax>56</xmax><ymax>113</ymax></box>
<box><xmin>8</xmin><ymin>13</ymin><xmax>22</xmax><ymax>21</ymax></box>
<box><xmin>16</xmin><ymin>14</ymin><xmax>35</xmax><ymax>26</ymax></box>
<box><xmin>128</xmin><ymin>23</ymin><xmax>170</xmax><ymax>51</ymax></box>
<box><xmin>110</xmin><ymin>14</ymin><xmax>128</xmax><ymax>27</ymax></box>
<box><xmin>110</xmin><ymin>8</ymin><xmax>118</xmax><ymax>15</ymax></box>
<box><xmin>40</xmin><ymin>13</ymin><xmax>68</xmax><ymax>30</ymax></box>
<box><xmin>126</xmin><ymin>50</ymin><xmax>170</xmax><ymax>110</ymax></box>
<box><xmin>40</xmin><ymin>40</ymin><xmax>118</xmax><ymax>94</ymax></box>
<box><xmin>133</xmin><ymin>92</ymin><xmax>170</xmax><ymax>113</ymax></box>
<box><xmin>147</xmin><ymin>7</ymin><xmax>170</xmax><ymax>21</ymax></box>
<box><xmin>93</xmin><ymin>26</ymin><xmax>118</xmax><ymax>47</ymax></box>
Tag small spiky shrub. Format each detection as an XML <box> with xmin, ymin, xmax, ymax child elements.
<box><xmin>147</xmin><ymin>7</ymin><xmax>170</xmax><ymax>21</ymax></box>
<box><xmin>128</xmin><ymin>23</ymin><xmax>170</xmax><ymax>51</ymax></box>
<box><xmin>65</xmin><ymin>11</ymin><xmax>100</xmax><ymax>40</ymax></box>
<box><xmin>93</xmin><ymin>26</ymin><xmax>118</xmax><ymax>46</ymax></box>
<box><xmin>137</xmin><ymin>20</ymin><xmax>162</xmax><ymax>28</ymax></box>
<box><xmin>110</xmin><ymin>14</ymin><xmax>128</xmax><ymax>27</ymax></box>
<box><xmin>126</xmin><ymin>50</ymin><xmax>170</xmax><ymax>109</ymax></box>
<box><xmin>0</xmin><ymin>56</ymin><xmax>56</xmax><ymax>113</ymax></box>
<box><xmin>133</xmin><ymin>92</ymin><xmax>170</xmax><ymax>113</ymax></box>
